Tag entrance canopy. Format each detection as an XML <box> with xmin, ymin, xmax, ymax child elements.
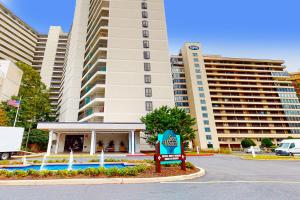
<box><xmin>37</xmin><ymin>122</ymin><xmax>146</xmax><ymax>155</ymax></box>
<box><xmin>38</xmin><ymin>122</ymin><xmax>146</xmax><ymax>133</ymax></box>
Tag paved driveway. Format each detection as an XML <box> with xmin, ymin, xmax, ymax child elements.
<box><xmin>0</xmin><ymin>155</ymin><xmax>300</xmax><ymax>200</ymax></box>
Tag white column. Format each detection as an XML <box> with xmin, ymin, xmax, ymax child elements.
<box><xmin>46</xmin><ymin>130</ymin><xmax>54</xmax><ymax>156</ymax></box>
<box><xmin>55</xmin><ymin>133</ymin><xmax>60</xmax><ymax>154</ymax></box>
<box><xmin>131</xmin><ymin>130</ymin><xmax>135</xmax><ymax>155</ymax></box>
<box><xmin>128</xmin><ymin>132</ymin><xmax>132</xmax><ymax>154</ymax></box>
<box><xmin>90</xmin><ymin>130</ymin><xmax>96</xmax><ymax>155</ymax></box>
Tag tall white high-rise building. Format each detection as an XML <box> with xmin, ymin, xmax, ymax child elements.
<box><xmin>39</xmin><ymin>0</ymin><xmax>175</xmax><ymax>154</ymax></box>
<box><xmin>59</xmin><ymin>0</ymin><xmax>174</xmax><ymax>123</ymax></box>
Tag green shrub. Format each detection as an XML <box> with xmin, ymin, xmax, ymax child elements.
<box><xmin>5</xmin><ymin>171</ymin><xmax>14</xmax><ymax>178</ymax></box>
<box><xmin>126</xmin><ymin>167</ymin><xmax>138</xmax><ymax>176</ymax></box>
<box><xmin>104</xmin><ymin>158</ymin><xmax>120</xmax><ymax>163</ymax></box>
<box><xmin>0</xmin><ymin>160</ymin><xmax>10</xmax><ymax>165</ymax></box>
<box><xmin>0</xmin><ymin>170</ymin><xmax>9</xmax><ymax>177</ymax></box>
<box><xmin>241</xmin><ymin>138</ymin><xmax>256</xmax><ymax>148</ymax></box>
<box><xmin>13</xmin><ymin>170</ymin><xmax>28</xmax><ymax>177</ymax></box>
<box><xmin>186</xmin><ymin>162</ymin><xmax>195</xmax><ymax>169</ymax></box>
<box><xmin>105</xmin><ymin>167</ymin><xmax>119</xmax><ymax>177</ymax></box>
<box><xmin>118</xmin><ymin>168</ymin><xmax>128</xmax><ymax>176</ymax></box>
<box><xmin>56</xmin><ymin>170</ymin><xmax>68</xmax><ymax>178</ymax></box>
<box><xmin>261</xmin><ymin>138</ymin><xmax>273</xmax><ymax>148</ymax></box>
<box><xmin>88</xmin><ymin>159</ymin><xmax>99</xmax><ymax>163</ymax></box>
<box><xmin>67</xmin><ymin>170</ymin><xmax>78</xmax><ymax>177</ymax></box>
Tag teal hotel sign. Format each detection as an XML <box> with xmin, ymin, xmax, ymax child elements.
<box><xmin>154</xmin><ymin>130</ymin><xmax>186</xmax><ymax>173</ymax></box>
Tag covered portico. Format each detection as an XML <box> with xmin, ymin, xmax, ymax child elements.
<box><xmin>37</xmin><ymin>122</ymin><xmax>146</xmax><ymax>155</ymax></box>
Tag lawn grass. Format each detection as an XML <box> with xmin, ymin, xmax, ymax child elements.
<box><xmin>238</xmin><ymin>154</ymin><xmax>300</xmax><ymax>160</ymax></box>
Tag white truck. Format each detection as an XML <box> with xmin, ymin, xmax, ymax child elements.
<box><xmin>0</xmin><ymin>127</ymin><xmax>24</xmax><ymax>160</ymax></box>
<box><xmin>275</xmin><ymin>139</ymin><xmax>300</xmax><ymax>156</ymax></box>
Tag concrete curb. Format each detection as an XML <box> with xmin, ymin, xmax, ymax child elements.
<box><xmin>0</xmin><ymin>167</ymin><xmax>205</xmax><ymax>186</ymax></box>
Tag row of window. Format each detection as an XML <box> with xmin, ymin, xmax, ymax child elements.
<box><xmin>173</xmin><ymin>79</ymin><xmax>186</xmax><ymax>83</ymax></box>
<box><xmin>174</xmin><ymin>85</ymin><xmax>187</xmax><ymax>89</ymax></box>
<box><xmin>142</xmin><ymin>1</ymin><xmax>153</xmax><ymax>112</ymax></box>
<box><xmin>277</xmin><ymin>88</ymin><xmax>295</xmax><ymax>92</ymax></box>
<box><xmin>271</xmin><ymin>71</ymin><xmax>289</xmax><ymax>77</ymax></box>
<box><xmin>278</xmin><ymin>93</ymin><xmax>298</xmax><ymax>98</ymax></box>
<box><xmin>285</xmin><ymin>110</ymin><xmax>300</xmax><ymax>115</ymax></box>
<box><xmin>282</xmin><ymin>104</ymin><xmax>300</xmax><ymax>109</ymax></box>
<box><xmin>281</xmin><ymin>99</ymin><xmax>300</xmax><ymax>104</ymax></box>
<box><xmin>193</xmin><ymin>53</ymin><xmax>213</xmax><ymax>140</ymax></box>
<box><xmin>175</xmin><ymin>96</ymin><xmax>189</xmax><ymax>101</ymax></box>
<box><xmin>291</xmin><ymin>129</ymin><xmax>300</xmax><ymax>134</ymax></box>
<box><xmin>174</xmin><ymin>90</ymin><xmax>188</xmax><ymax>95</ymax></box>
<box><xmin>175</xmin><ymin>102</ymin><xmax>189</xmax><ymax>107</ymax></box>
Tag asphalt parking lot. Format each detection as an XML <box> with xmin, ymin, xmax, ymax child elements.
<box><xmin>0</xmin><ymin>155</ymin><xmax>299</xmax><ymax>200</ymax></box>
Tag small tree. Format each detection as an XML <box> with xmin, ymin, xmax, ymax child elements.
<box><xmin>140</xmin><ymin>106</ymin><xmax>196</xmax><ymax>146</ymax></box>
<box><xmin>241</xmin><ymin>138</ymin><xmax>256</xmax><ymax>148</ymax></box>
<box><xmin>0</xmin><ymin>106</ymin><xmax>8</xmax><ymax>126</ymax></box>
<box><xmin>261</xmin><ymin>138</ymin><xmax>273</xmax><ymax>148</ymax></box>
<box><xmin>23</xmin><ymin>129</ymin><xmax>49</xmax><ymax>151</ymax></box>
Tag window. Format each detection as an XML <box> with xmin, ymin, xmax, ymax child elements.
<box><xmin>176</xmin><ymin>102</ymin><xmax>189</xmax><ymax>107</ymax></box>
<box><xmin>201</xmin><ymin>100</ymin><xmax>206</xmax><ymax>104</ymax></box>
<box><xmin>174</xmin><ymin>85</ymin><xmax>186</xmax><ymax>89</ymax></box>
<box><xmin>207</xmin><ymin>144</ymin><xmax>214</xmax><ymax>149</ymax></box>
<box><xmin>144</xmin><ymin>51</ymin><xmax>150</xmax><ymax>59</ymax></box>
<box><xmin>142</xmin><ymin>20</ymin><xmax>148</xmax><ymax>28</ymax></box>
<box><xmin>144</xmin><ymin>75</ymin><xmax>151</xmax><ymax>83</ymax></box>
<box><xmin>290</xmin><ymin>143</ymin><xmax>295</xmax><ymax>149</ymax></box>
<box><xmin>202</xmin><ymin>113</ymin><xmax>208</xmax><ymax>118</ymax></box>
<box><xmin>141</xmin><ymin>2</ymin><xmax>147</xmax><ymax>9</ymax></box>
<box><xmin>206</xmin><ymin>135</ymin><xmax>212</xmax><ymax>140</ymax></box>
<box><xmin>144</xmin><ymin>63</ymin><xmax>151</xmax><ymax>71</ymax></box>
<box><xmin>201</xmin><ymin>106</ymin><xmax>207</xmax><ymax>111</ymax></box>
<box><xmin>142</xmin><ymin>11</ymin><xmax>148</xmax><ymax>18</ymax></box>
<box><xmin>195</xmin><ymin>69</ymin><xmax>201</xmax><ymax>73</ymax></box>
<box><xmin>197</xmin><ymin>81</ymin><xmax>203</xmax><ymax>85</ymax></box>
<box><xmin>196</xmin><ymin>75</ymin><xmax>202</xmax><ymax>79</ymax></box>
<box><xmin>193</xmin><ymin>58</ymin><xmax>199</xmax><ymax>62</ymax></box>
<box><xmin>143</xmin><ymin>40</ymin><xmax>149</xmax><ymax>48</ymax></box>
<box><xmin>204</xmin><ymin>120</ymin><xmax>209</xmax><ymax>125</ymax></box>
<box><xmin>205</xmin><ymin>127</ymin><xmax>211</xmax><ymax>132</ymax></box>
<box><xmin>199</xmin><ymin>93</ymin><xmax>205</xmax><ymax>98</ymax></box>
<box><xmin>175</xmin><ymin>96</ymin><xmax>189</xmax><ymax>101</ymax></box>
<box><xmin>146</xmin><ymin>101</ymin><xmax>153</xmax><ymax>111</ymax></box>
<box><xmin>145</xmin><ymin>88</ymin><xmax>152</xmax><ymax>97</ymax></box>
<box><xmin>193</xmin><ymin>53</ymin><xmax>198</xmax><ymax>57</ymax></box>
<box><xmin>198</xmin><ymin>87</ymin><xmax>204</xmax><ymax>91</ymax></box>
<box><xmin>143</xmin><ymin>30</ymin><xmax>149</xmax><ymax>38</ymax></box>
<box><xmin>174</xmin><ymin>90</ymin><xmax>187</xmax><ymax>95</ymax></box>
<box><xmin>195</xmin><ymin>64</ymin><xmax>200</xmax><ymax>68</ymax></box>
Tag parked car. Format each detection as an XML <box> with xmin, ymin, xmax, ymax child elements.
<box><xmin>0</xmin><ymin>127</ymin><xmax>24</xmax><ymax>160</ymax></box>
<box><xmin>275</xmin><ymin>139</ymin><xmax>300</xmax><ymax>156</ymax></box>
<box><xmin>244</xmin><ymin>147</ymin><xmax>262</xmax><ymax>154</ymax></box>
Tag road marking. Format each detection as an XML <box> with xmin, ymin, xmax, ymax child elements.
<box><xmin>161</xmin><ymin>180</ymin><xmax>300</xmax><ymax>184</ymax></box>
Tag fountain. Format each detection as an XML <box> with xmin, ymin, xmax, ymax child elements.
<box><xmin>67</xmin><ymin>149</ymin><xmax>74</xmax><ymax>171</ymax></box>
<box><xmin>40</xmin><ymin>154</ymin><xmax>47</xmax><ymax>170</ymax></box>
<box><xmin>22</xmin><ymin>156</ymin><xmax>28</xmax><ymax>166</ymax></box>
<box><xmin>100</xmin><ymin>150</ymin><xmax>104</xmax><ymax>167</ymax></box>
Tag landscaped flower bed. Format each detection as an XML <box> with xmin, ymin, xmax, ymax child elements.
<box><xmin>0</xmin><ymin>159</ymin><xmax>198</xmax><ymax>180</ymax></box>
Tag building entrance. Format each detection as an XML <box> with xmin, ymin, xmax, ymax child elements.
<box><xmin>64</xmin><ymin>135</ymin><xmax>84</xmax><ymax>152</ymax></box>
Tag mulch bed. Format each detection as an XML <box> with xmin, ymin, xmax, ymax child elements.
<box><xmin>0</xmin><ymin>165</ymin><xmax>199</xmax><ymax>180</ymax></box>
<box><xmin>135</xmin><ymin>165</ymin><xmax>199</xmax><ymax>178</ymax></box>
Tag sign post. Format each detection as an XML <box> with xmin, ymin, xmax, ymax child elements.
<box><xmin>154</xmin><ymin>130</ymin><xmax>186</xmax><ymax>173</ymax></box>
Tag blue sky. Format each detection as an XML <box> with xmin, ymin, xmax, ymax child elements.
<box><xmin>1</xmin><ymin>0</ymin><xmax>299</xmax><ymax>71</ymax></box>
